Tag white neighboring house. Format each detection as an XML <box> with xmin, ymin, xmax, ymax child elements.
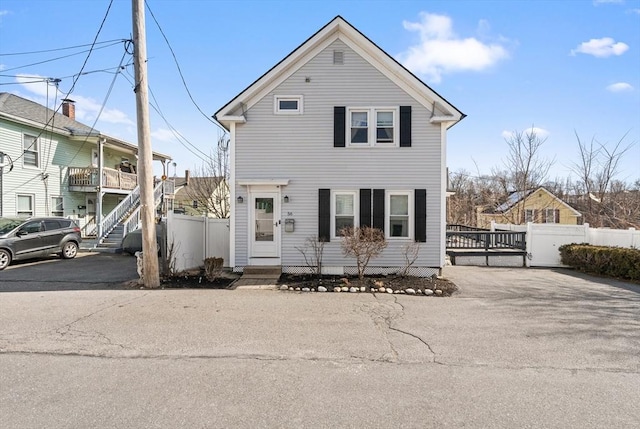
<box><xmin>214</xmin><ymin>16</ymin><xmax>464</xmax><ymax>276</ymax></box>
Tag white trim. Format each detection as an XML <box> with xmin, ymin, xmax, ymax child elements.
<box><xmin>22</xmin><ymin>133</ymin><xmax>40</xmax><ymax>169</ymax></box>
<box><xmin>439</xmin><ymin>122</ymin><xmax>447</xmax><ymax>267</ymax></box>
<box><xmin>385</xmin><ymin>190</ymin><xmax>413</xmax><ymax>240</ymax></box>
<box><xmin>331</xmin><ymin>190</ymin><xmax>359</xmax><ymax>239</ymax></box>
<box><xmin>217</xmin><ymin>115</ymin><xmax>247</xmax><ymax>125</ymax></box>
<box><xmin>247</xmin><ymin>186</ymin><xmax>281</xmax><ymax>262</ymax></box>
<box><xmin>16</xmin><ymin>193</ymin><xmax>35</xmax><ymax>217</ymax></box>
<box><xmin>274</xmin><ymin>95</ymin><xmax>304</xmax><ymax>115</ymax></box>
<box><xmin>215</xmin><ymin>17</ymin><xmax>462</xmax><ymax>126</ymax></box>
<box><xmin>229</xmin><ymin>122</ymin><xmax>236</xmax><ymax>269</ymax></box>
<box><xmin>237</xmin><ymin>179</ymin><xmax>290</xmax><ymax>186</ymax></box>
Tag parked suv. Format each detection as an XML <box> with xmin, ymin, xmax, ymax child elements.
<box><xmin>0</xmin><ymin>217</ymin><xmax>82</xmax><ymax>270</ymax></box>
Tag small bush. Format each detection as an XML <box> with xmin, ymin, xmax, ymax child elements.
<box><xmin>559</xmin><ymin>244</ymin><xmax>640</xmax><ymax>281</ymax></box>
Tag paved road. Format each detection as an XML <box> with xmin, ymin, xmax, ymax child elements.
<box><xmin>1</xmin><ymin>265</ymin><xmax>638</xmax><ymax>428</ymax></box>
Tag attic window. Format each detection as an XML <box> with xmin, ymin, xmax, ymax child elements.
<box><xmin>274</xmin><ymin>95</ymin><xmax>303</xmax><ymax>115</ymax></box>
<box><xmin>333</xmin><ymin>50</ymin><xmax>344</xmax><ymax>65</ymax></box>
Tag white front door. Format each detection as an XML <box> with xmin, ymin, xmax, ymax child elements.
<box><xmin>249</xmin><ymin>191</ymin><xmax>280</xmax><ymax>259</ymax></box>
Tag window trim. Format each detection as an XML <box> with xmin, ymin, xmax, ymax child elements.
<box><xmin>17</xmin><ymin>193</ymin><xmax>35</xmax><ymax>217</ymax></box>
<box><xmin>274</xmin><ymin>95</ymin><xmax>303</xmax><ymax>115</ymax></box>
<box><xmin>385</xmin><ymin>190</ymin><xmax>413</xmax><ymax>240</ymax></box>
<box><xmin>346</xmin><ymin>107</ymin><xmax>399</xmax><ymax>147</ymax></box>
<box><xmin>51</xmin><ymin>196</ymin><xmax>64</xmax><ymax>216</ymax></box>
<box><xmin>22</xmin><ymin>133</ymin><xmax>40</xmax><ymax>169</ymax></box>
<box><xmin>525</xmin><ymin>209</ymin><xmax>534</xmax><ymax>223</ymax></box>
<box><xmin>331</xmin><ymin>190</ymin><xmax>359</xmax><ymax>239</ymax></box>
<box><xmin>544</xmin><ymin>208</ymin><xmax>557</xmax><ymax>223</ymax></box>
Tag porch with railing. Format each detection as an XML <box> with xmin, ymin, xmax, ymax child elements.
<box><xmin>68</xmin><ymin>167</ymin><xmax>137</xmax><ymax>191</ymax></box>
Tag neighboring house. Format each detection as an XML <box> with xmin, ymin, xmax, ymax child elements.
<box><xmin>0</xmin><ymin>92</ymin><xmax>172</xmax><ymax>243</ymax></box>
<box><xmin>172</xmin><ymin>170</ymin><xmax>229</xmax><ymax>217</ymax></box>
<box><xmin>477</xmin><ymin>187</ymin><xmax>582</xmax><ymax>229</ymax></box>
<box><xmin>214</xmin><ymin>16</ymin><xmax>464</xmax><ymax>276</ymax></box>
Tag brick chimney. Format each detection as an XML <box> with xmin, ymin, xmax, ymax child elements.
<box><xmin>61</xmin><ymin>99</ymin><xmax>75</xmax><ymax>120</ymax></box>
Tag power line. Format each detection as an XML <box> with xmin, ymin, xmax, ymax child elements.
<box><xmin>144</xmin><ymin>0</ymin><xmax>226</xmax><ymax>132</ymax></box>
<box><xmin>0</xmin><ymin>39</ymin><xmax>128</xmax><ymax>56</ymax></box>
<box><xmin>10</xmin><ymin>0</ymin><xmax>115</xmax><ymax>166</ymax></box>
<box><xmin>0</xmin><ymin>40</ymin><xmax>124</xmax><ymax>73</ymax></box>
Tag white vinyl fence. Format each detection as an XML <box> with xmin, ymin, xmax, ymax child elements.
<box><xmin>166</xmin><ymin>213</ymin><xmax>230</xmax><ymax>272</ymax></box>
<box><xmin>492</xmin><ymin>222</ymin><xmax>639</xmax><ymax>267</ymax></box>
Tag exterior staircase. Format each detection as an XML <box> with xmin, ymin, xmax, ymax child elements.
<box><xmin>83</xmin><ymin>180</ymin><xmax>171</xmax><ymax>253</ymax></box>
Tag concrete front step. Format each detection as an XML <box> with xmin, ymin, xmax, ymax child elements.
<box><xmin>242</xmin><ymin>265</ymin><xmax>282</xmax><ymax>276</ymax></box>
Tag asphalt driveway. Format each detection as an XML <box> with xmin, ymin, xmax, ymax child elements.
<box><xmin>1</xmin><ymin>266</ymin><xmax>638</xmax><ymax>428</ymax></box>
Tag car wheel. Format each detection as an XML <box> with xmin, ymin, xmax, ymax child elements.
<box><xmin>0</xmin><ymin>249</ymin><xmax>11</xmax><ymax>270</ymax></box>
<box><xmin>61</xmin><ymin>241</ymin><xmax>79</xmax><ymax>259</ymax></box>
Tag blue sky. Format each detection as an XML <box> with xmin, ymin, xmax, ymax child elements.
<box><xmin>1</xmin><ymin>0</ymin><xmax>639</xmax><ymax>183</ymax></box>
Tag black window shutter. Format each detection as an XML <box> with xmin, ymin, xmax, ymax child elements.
<box><xmin>400</xmin><ymin>106</ymin><xmax>412</xmax><ymax>147</ymax></box>
<box><xmin>415</xmin><ymin>189</ymin><xmax>426</xmax><ymax>242</ymax></box>
<box><xmin>359</xmin><ymin>189</ymin><xmax>371</xmax><ymax>228</ymax></box>
<box><xmin>319</xmin><ymin>189</ymin><xmax>331</xmax><ymax>242</ymax></box>
<box><xmin>334</xmin><ymin>106</ymin><xmax>346</xmax><ymax>147</ymax></box>
<box><xmin>373</xmin><ymin>189</ymin><xmax>385</xmax><ymax>233</ymax></box>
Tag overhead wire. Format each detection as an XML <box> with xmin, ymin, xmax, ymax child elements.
<box><xmin>144</xmin><ymin>0</ymin><xmax>226</xmax><ymax>132</ymax></box>
<box><xmin>9</xmin><ymin>0</ymin><xmax>115</xmax><ymax>166</ymax></box>
<box><xmin>0</xmin><ymin>39</ymin><xmax>128</xmax><ymax>56</ymax></box>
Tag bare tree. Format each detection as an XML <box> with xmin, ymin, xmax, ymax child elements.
<box><xmin>491</xmin><ymin>127</ymin><xmax>555</xmax><ymax>223</ymax></box>
<box><xmin>340</xmin><ymin>226</ymin><xmax>387</xmax><ymax>281</ymax></box>
<box><xmin>295</xmin><ymin>235</ymin><xmax>325</xmax><ymax>279</ymax></box>
<box><xmin>183</xmin><ymin>135</ymin><xmax>230</xmax><ymax>218</ymax></box>
<box><xmin>570</xmin><ymin>131</ymin><xmax>636</xmax><ymax>227</ymax></box>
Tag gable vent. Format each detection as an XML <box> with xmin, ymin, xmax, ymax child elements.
<box><xmin>333</xmin><ymin>50</ymin><xmax>344</xmax><ymax>65</ymax></box>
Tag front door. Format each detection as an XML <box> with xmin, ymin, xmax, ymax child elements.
<box><xmin>250</xmin><ymin>192</ymin><xmax>280</xmax><ymax>259</ymax></box>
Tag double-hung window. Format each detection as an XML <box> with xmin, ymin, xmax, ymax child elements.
<box><xmin>17</xmin><ymin>194</ymin><xmax>34</xmax><ymax>217</ymax></box>
<box><xmin>524</xmin><ymin>209</ymin><xmax>534</xmax><ymax>223</ymax></box>
<box><xmin>348</xmin><ymin>108</ymin><xmax>398</xmax><ymax>147</ymax></box>
<box><xmin>23</xmin><ymin>134</ymin><xmax>39</xmax><ymax>168</ymax></box>
<box><xmin>387</xmin><ymin>191</ymin><xmax>412</xmax><ymax>238</ymax></box>
<box><xmin>51</xmin><ymin>196</ymin><xmax>64</xmax><ymax>216</ymax></box>
<box><xmin>545</xmin><ymin>208</ymin><xmax>557</xmax><ymax>223</ymax></box>
<box><xmin>333</xmin><ymin>191</ymin><xmax>357</xmax><ymax>238</ymax></box>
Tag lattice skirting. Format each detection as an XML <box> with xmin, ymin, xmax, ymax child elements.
<box><xmin>234</xmin><ymin>266</ymin><xmax>440</xmax><ymax>277</ymax></box>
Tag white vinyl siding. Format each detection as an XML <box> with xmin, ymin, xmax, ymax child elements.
<box><xmin>233</xmin><ymin>39</ymin><xmax>444</xmax><ymax>268</ymax></box>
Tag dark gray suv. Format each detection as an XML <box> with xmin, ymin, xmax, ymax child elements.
<box><xmin>0</xmin><ymin>217</ymin><xmax>82</xmax><ymax>270</ymax></box>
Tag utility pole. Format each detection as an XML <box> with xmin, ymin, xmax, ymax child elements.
<box><xmin>132</xmin><ymin>0</ymin><xmax>160</xmax><ymax>288</ymax></box>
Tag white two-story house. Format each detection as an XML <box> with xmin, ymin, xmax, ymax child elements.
<box><xmin>214</xmin><ymin>16</ymin><xmax>464</xmax><ymax>276</ymax></box>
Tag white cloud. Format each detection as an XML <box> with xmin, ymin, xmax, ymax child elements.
<box><xmin>570</xmin><ymin>37</ymin><xmax>629</xmax><ymax>57</ymax></box>
<box><xmin>502</xmin><ymin>127</ymin><xmax>550</xmax><ymax>140</ymax></box>
<box><xmin>151</xmin><ymin>128</ymin><xmax>177</xmax><ymax>142</ymax></box>
<box><xmin>398</xmin><ymin>12</ymin><xmax>509</xmax><ymax>83</ymax></box>
<box><xmin>606</xmin><ymin>82</ymin><xmax>634</xmax><ymax>92</ymax></box>
<box><xmin>593</xmin><ymin>0</ymin><xmax>624</xmax><ymax>5</ymax></box>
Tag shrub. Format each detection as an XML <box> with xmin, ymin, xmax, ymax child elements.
<box><xmin>340</xmin><ymin>226</ymin><xmax>387</xmax><ymax>281</ymax></box>
<box><xmin>559</xmin><ymin>244</ymin><xmax>640</xmax><ymax>281</ymax></box>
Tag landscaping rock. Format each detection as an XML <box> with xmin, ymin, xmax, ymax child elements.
<box><xmin>295</xmin><ymin>287</ymin><xmax>301</xmax><ymax>291</ymax></box>
<box><xmin>435</xmin><ymin>289</ymin><xmax>443</xmax><ymax>296</ymax></box>
<box><xmin>341</xmin><ymin>286</ymin><xmax>349</xmax><ymax>292</ymax></box>
<box><xmin>318</xmin><ymin>286</ymin><xmax>327</xmax><ymax>292</ymax></box>
<box><xmin>334</xmin><ymin>287</ymin><xmax>341</xmax><ymax>292</ymax></box>
<box><xmin>349</xmin><ymin>287</ymin><xmax>358</xmax><ymax>293</ymax></box>
<box><xmin>406</xmin><ymin>288</ymin><xmax>416</xmax><ymax>295</ymax></box>
<box><xmin>423</xmin><ymin>289</ymin><xmax>434</xmax><ymax>296</ymax></box>
<box><xmin>360</xmin><ymin>286</ymin><xmax>367</xmax><ymax>292</ymax></box>
<box><xmin>417</xmin><ymin>289</ymin><xmax>423</xmax><ymax>294</ymax></box>
<box><xmin>374</xmin><ymin>280</ymin><xmax>385</xmax><ymax>288</ymax></box>
<box><xmin>279</xmin><ymin>285</ymin><xmax>289</xmax><ymax>290</ymax></box>
<box><xmin>386</xmin><ymin>288</ymin><xmax>393</xmax><ymax>294</ymax></box>
<box><xmin>379</xmin><ymin>287</ymin><xmax>386</xmax><ymax>293</ymax></box>
<box><xmin>289</xmin><ymin>287</ymin><xmax>294</xmax><ymax>291</ymax></box>
<box><xmin>302</xmin><ymin>287</ymin><xmax>310</xmax><ymax>292</ymax></box>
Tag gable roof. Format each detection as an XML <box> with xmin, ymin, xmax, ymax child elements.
<box><xmin>214</xmin><ymin>15</ymin><xmax>465</xmax><ymax>130</ymax></box>
<box><xmin>490</xmin><ymin>187</ymin><xmax>582</xmax><ymax>217</ymax></box>
<box><xmin>0</xmin><ymin>92</ymin><xmax>171</xmax><ymax>161</ymax></box>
